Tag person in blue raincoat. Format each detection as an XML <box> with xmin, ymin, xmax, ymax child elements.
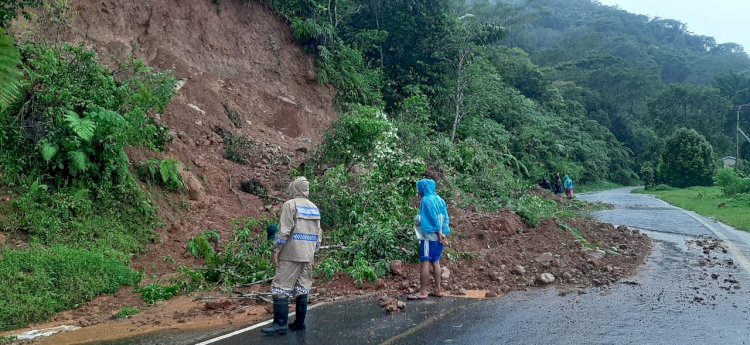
<box><xmin>408</xmin><ymin>179</ymin><xmax>450</xmax><ymax>300</ymax></box>
<box><xmin>564</xmin><ymin>175</ymin><xmax>574</xmax><ymax>199</ymax></box>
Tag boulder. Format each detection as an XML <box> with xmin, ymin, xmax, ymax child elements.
<box><xmin>539</xmin><ymin>273</ymin><xmax>555</xmax><ymax>284</ymax></box>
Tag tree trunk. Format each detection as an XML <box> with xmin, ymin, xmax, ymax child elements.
<box><xmin>451</xmin><ymin>52</ymin><xmax>467</xmax><ymax>143</ymax></box>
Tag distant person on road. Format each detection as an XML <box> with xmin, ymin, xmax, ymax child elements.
<box><xmin>262</xmin><ymin>177</ymin><xmax>322</xmax><ymax>336</ymax></box>
<box><xmin>408</xmin><ymin>179</ymin><xmax>450</xmax><ymax>300</ymax></box>
<box><xmin>565</xmin><ymin>175</ymin><xmax>574</xmax><ymax>199</ymax></box>
<box><xmin>539</xmin><ymin>177</ymin><xmax>552</xmax><ymax>191</ymax></box>
<box><xmin>554</xmin><ymin>173</ymin><xmax>563</xmax><ymax>195</ymax></box>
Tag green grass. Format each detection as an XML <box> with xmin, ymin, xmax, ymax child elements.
<box><xmin>0</xmin><ymin>246</ymin><xmax>136</xmax><ymax>331</ymax></box>
<box><xmin>636</xmin><ymin>186</ymin><xmax>750</xmax><ymax>231</ymax></box>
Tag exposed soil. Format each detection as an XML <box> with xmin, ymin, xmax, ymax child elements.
<box><xmin>319</xmin><ymin>207</ymin><xmax>651</xmax><ymax>304</ymax></box>
<box><xmin>10</xmin><ymin>0</ymin><xmax>338</xmax><ymax>274</ymax></box>
<box><xmin>1</xmin><ymin>0</ymin><xmax>653</xmax><ymax>343</ymax></box>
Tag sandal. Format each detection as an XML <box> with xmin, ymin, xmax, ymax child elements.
<box><xmin>429</xmin><ymin>292</ymin><xmax>444</xmax><ymax>298</ymax></box>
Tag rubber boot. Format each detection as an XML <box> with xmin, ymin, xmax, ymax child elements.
<box><xmin>261</xmin><ymin>297</ymin><xmax>288</xmax><ymax>335</ymax></box>
<box><xmin>289</xmin><ymin>294</ymin><xmax>308</xmax><ymax>331</ymax></box>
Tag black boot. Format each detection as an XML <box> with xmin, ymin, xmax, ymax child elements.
<box><xmin>261</xmin><ymin>297</ymin><xmax>288</xmax><ymax>335</ymax></box>
<box><xmin>289</xmin><ymin>294</ymin><xmax>308</xmax><ymax>331</ymax></box>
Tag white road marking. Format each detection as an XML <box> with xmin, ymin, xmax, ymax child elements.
<box><xmin>195</xmin><ymin>303</ymin><xmax>324</xmax><ymax>345</ymax></box>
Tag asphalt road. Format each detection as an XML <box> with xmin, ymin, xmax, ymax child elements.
<box><xmin>115</xmin><ymin>188</ymin><xmax>750</xmax><ymax>345</ymax></box>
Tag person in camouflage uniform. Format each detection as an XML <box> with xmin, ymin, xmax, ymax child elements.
<box><xmin>262</xmin><ymin>177</ymin><xmax>322</xmax><ymax>336</ymax></box>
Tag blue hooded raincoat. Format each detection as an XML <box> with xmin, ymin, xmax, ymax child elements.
<box><xmin>564</xmin><ymin>175</ymin><xmax>574</xmax><ymax>191</ymax></box>
<box><xmin>417</xmin><ymin>179</ymin><xmax>451</xmax><ymax>237</ymax></box>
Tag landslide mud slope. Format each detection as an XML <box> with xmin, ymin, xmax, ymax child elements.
<box><xmin>35</xmin><ymin>0</ymin><xmax>338</xmax><ymax>271</ymax></box>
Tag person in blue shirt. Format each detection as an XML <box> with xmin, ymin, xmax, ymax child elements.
<box><xmin>564</xmin><ymin>175</ymin><xmax>574</xmax><ymax>199</ymax></box>
<box><xmin>408</xmin><ymin>179</ymin><xmax>450</xmax><ymax>300</ymax></box>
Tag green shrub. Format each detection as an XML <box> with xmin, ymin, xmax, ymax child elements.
<box><xmin>306</xmin><ymin>105</ymin><xmax>425</xmax><ymax>280</ymax></box>
<box><xmin>347</xmin><ymin>257</ymin><xmax>378</xmax><ymax>285</ymax></box>
<box><xmin>715</xmin><ymin>168</ymin><xmax>750</xmax><ymax>196</ymax></box>
<box><xmin>223</xmin><ymin>133</ymin><xmax>255</xmax><ymax>165</ymax></box>
<box><xmin>650</xmin><ymin>184</ymin><xmax>674</xmax><ymax>191</ymax></box>
<box><xmin>186</xmin><ymin>230</ymin><xmax>220</xmax><ymax>260</ymax></box>
<box><xmin>313</xmin><ymin>256</ymin><xmax>344</xmax><ymax>280</ymax></box>
<box><xmin>640</xmin><ymin>162</ymin><xmax>656</xmax><ymax>190</ymax></box>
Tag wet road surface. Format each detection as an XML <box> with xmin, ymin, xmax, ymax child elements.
<box><xmin>118</xmin><ymin>188</ymin><xmax>750</xmax><ymax>345</ymax></box>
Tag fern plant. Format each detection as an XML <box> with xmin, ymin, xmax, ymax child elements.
<box><xmin>138</xmin><ymin>157</ymin><xmax>184</xmax><ymax>191</ymax></box>
<box><xmin>0</xmin><ymin>29</ymin><xmax>21</xmax><ymax>107</ymax></box>
<box><xmin>64</xmin><ymin>111</ymin><xmax>96</xmax><ymax>141</ymax></box>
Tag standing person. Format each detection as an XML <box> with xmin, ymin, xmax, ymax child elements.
<box><xmin>554</xmin><ymin>173</ymin><xmax>563</xmax><ymax>195</ymax></box>
<box><xmin>564</xmin><ymin>175</ymin><xmax>575</xmax><ymax>199</ymax></box>
<box><xmin>261</xmin><ymin>177</ymin><xmax>322</xmax><ymax>336</ymax></box>
<box><xmin>408</xmin><ymin>179</ymin><xmax>450</xmax><ymax>300</ymax></box>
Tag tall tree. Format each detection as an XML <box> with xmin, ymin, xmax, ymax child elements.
<box><xmin>436</xmin><ymin>13</ymin><xmax>505</xmax><ymax>142</ymax></box>
<box><xmin>663</xmin><ymin>128</ymin><xmax>716</xmax><ymax>187</ymax></box>
<box><xmin>647</xmin><ymin>84</ymin><xmax>732</xmax><ymax>153</ymax></box>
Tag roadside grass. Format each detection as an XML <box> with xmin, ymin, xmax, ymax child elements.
<box><xmin>0</xmin><ymin>246</ymin><xmax>136</xmax><ymax>331</ymax></box>
<box><xmin>635</xmin><ymin>186</ymin><xmax>750</xmax><ymax>232</ymax></box>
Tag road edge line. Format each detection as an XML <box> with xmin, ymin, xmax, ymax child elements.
<box><xmin>194</xmin><ymin>303</ymin><xmax>325</xmax><ymax>345</ymax></box>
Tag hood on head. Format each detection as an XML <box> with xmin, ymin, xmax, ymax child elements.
<box><xmin>288</xmin><ymin>177</ymin><xmax>310</xmax><ymax>198</ymax></box>
<box><xmin>417</xmin><ymin>179</ymin><xmax>437</xmax><ymax>197</ymax></box>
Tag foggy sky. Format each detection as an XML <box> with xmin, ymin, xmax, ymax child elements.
<box><xmin>596</xmin><ymin>0</ymin><xmax>749</xmax><ymax>51</ymax></box>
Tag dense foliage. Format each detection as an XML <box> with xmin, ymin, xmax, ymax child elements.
<box><xmin>254</xmin><ymin>0</ymin><xmax>750</xmax><ymax>280</ymax></box>
<box><xmin>0</xmin><ymin>43</ymin><xmax>177</xmax><ymax>329</ymax></box>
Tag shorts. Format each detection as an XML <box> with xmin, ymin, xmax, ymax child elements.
<box><xmin>271</xmin><ymin>260</ymin><xmax>313</xmax><ymax>297</ymax></box>
<box><xmin>419</xmin><ymin>240</ymin><xmax>444</xmax><ymax>263</ymax></box>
